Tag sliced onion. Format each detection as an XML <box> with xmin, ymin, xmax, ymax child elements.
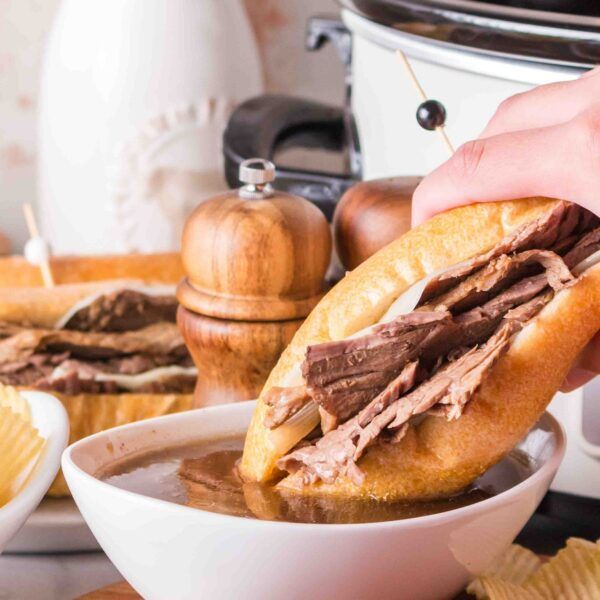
<box><xmin>379</xmin><ymin>274</ymin><xmax>437</xmax><ymax>323</ymax></box>
<box><xmin>573</xmin><ymin>249</ymin><xmax>600</xmax><ymax>276</ymax></box>
<box><xmin>49</xmin><ymin>364</ymin><xmax>198</xmax><ymax>391</ymax></box>
<box><xmin>94</xmin><ymin>365</ymin><xmax>198</xmax><ymax>391</ymax></box>
<box><xmin>268</xmin><ymin>401</ymin><xmax>320</xmax><ymax>456</ymax></box>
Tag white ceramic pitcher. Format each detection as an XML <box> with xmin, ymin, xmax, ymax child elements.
<box><xmin>39</xmin><ymin>0</ymin><xmax>263</xmax><ymax>254</ymax></box>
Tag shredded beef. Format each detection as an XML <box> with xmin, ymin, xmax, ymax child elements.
<box><xmin>0</xmin><ymin>351</ymin><xmax>195</xmax><ymax>393</ymax></box>
<box><xmin>278</xmin><ymin>318</ymin><xmax>525</xmax><ymax>486</ymax></box>
<box><xmin>0</xmin><ymin>322</ymin><xmax>195</xmax><ymax>394</ymax></box>
<box><xmin>420</xmin><ymin>202</ymin><xmax>585</xmax><ymax>302</ymax></box>
<box><xmin>63</xmin><ymin>290</ymin><xmax>177</xmax><ymax>332</ymax></box>
<box><xmin>422</xmin><ymin>249</ymin><xmax>573</xmax><ymax>313</ymax></box>
<box><xmin>278</xmin><ymin>361</ymin><xmax>420</xmax><ymax>486</ymax></box>
<box><xmin>301</xmin><ymin>312</ymin><xmax>452</xmax><ymax>424</ymax></box>
<box><xmin>0</xmin><ymin>322</ymin><xmax>187</xmax><ymax>364</ymax></box>
<box><xmin>298</xmin><ymin>249</ymin><xmax>572</xmax><ymax>427</ymax></box>
<box><xmin>35</xmin><ymin>371</ymin><xmax>120</xmax><ymax>394</ymax></box>
<box><xmin>563</xmin><ymin>227</ymin><xmax>600</xmax><ymax>268</ymax></box>
<box><xmin>35</xmin><ymin>372</ymin><xmax>195</xmax><ymax>394</ymax></box>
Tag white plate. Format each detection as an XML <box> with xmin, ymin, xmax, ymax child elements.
<box><xmin>5</xmin><ymin>497</ymin><xmax>99</xmax><ymax>554</ymax></box>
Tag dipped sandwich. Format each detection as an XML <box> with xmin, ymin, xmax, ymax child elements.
<box><xmin>0</xmin><ymin>253</ymin><xmax>194</xmax><ymax>496</ymax></box>
<box><xmin>241</xmin><ymin>198</ymin><xmax>600</xmax><ymax>500</ymax></box>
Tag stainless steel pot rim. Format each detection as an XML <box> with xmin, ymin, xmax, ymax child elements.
<box><xmin>391</xmin><ymin>0</ymin><xmax>600</xmax><ymax>31</ymax></box>
<box><xmin>343</xmin><ymin>9</ymin><xmax>586</xmax><ymax>85</ymax></box>
<box><xmin>340</xmin><ymin>0</ymin><xmax>600</xmax><ymax>68</ymax></box>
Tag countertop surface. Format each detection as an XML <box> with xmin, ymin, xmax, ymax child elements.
<box><xmin>0</xmin><ymin>552</ymin><xmax>121</xmax><ymax>600</ymax></box>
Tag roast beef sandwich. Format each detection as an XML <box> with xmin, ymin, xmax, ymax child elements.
<box><xmin>0</xmin><ymin>253</ymin><xmax>194</xmax><ymax>496</ymax></box>
<box><xmin>240</xmin><ymin>198</ymin><xmax>600</xmax><ymax>501</ymax></box>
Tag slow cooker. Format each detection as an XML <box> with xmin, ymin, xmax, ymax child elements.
<box><xmin>225</xmin><ymin>1</ymin><xmax>600</xmax><ymax>211</ymax></box>
<box><xmin>223</xmin><ymin>0</ymin><xmax>600</xmax><ymax>551</ymax></box>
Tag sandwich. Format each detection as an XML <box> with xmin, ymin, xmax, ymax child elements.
<box><xmin>240</xmin><ymin>198</ymin><xmax>600</xmax><ymax>500</ymax></box>
<box><xmin>0</xmin><ymin>253</ymin><xmax>194</xmax><ymax>496</ymax></box>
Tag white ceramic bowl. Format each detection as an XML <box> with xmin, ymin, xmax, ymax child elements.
<box><xmin>63</xmin><ymin>402</ymin><xmax>564</xmax><ymax>600</ymax></box>
<box><xmin>0</xmin><ymin>391</ymin><xmax>69</xmax><ymax>553</ymax></box>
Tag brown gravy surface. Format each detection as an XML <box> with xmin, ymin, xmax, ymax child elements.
<box><xmin>100</xmin><ymin>434</ymin><xmax>533</xmax><ymax>524</ymax></box>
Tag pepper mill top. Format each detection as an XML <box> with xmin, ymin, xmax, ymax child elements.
<box><xmin>177</xmin><ymin>159</ymin><xmax>332</xmax><ymax>321</ymax></box>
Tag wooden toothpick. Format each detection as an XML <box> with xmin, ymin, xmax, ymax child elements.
<box><xmin>396</xmin><ymin>49</ymin><xmax>455</xmax><ymax>156</ymax></box>
<box><xmin>23</xmin><ymin>203</ymin><xmax>55</xmax><ymax>288</ymax></box>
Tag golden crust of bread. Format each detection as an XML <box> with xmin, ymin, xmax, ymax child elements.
<box><xmin>0</xmin><ymin>254</ymin><xmax>183</xmax><ymax>328</ymax></box>
<box><xmin>0</xmin><ymin>253</ymin><xmax>183</xmax><ymax>288</ymax></box>
<box><xmin>0</xmin><ymin>281</ymin><xmax>145</xmax><ymax>328</ymax></box>
<box><xmin>241</xmin><ymin>197</ymin><xmax>600</xmax><ymax>499</ymax></box>
<box><xmin>48</xmin><ymin>392</ymin><xmax>193</xmax><ymax>496</ymax></box>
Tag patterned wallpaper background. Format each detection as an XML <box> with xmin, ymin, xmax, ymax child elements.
<box><xmin>0</xmin><ymin>0</ymin><xmax>343</xmax><ymax>251</ymax></box>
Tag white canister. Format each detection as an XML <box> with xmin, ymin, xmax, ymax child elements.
<box><xmin>39</xmin><ymin>0</ymin><xmax>263</xmax><ymax>254</ymax></box>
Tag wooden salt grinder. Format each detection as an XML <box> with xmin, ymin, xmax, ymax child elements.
<box><xmin>333</xmin><ymin>176</ymin><xmax>420</xmax><ymax>270</ymax></box>
<box><xmin>177</xmin><ymin>159</ymin><xmax>332</xmax><ymax>407</ymax></box>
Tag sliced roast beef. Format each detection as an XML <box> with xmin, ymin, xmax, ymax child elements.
<box><xmin>0</xmin><ymin>322</ymin><xmax>187</xmax><ymax>364</ymax></box>
<box><xmin>278</xmin><ymin>361</ymin><xmax>420</xmax><ymax>486</ymax></box>
<box><xmin>564</xmin><ymin>227</ymin><xmax>600</xmax><ymax>268</ymax></box>
<box><xmin>452</xmin><ymin>267</ymin><xmax>569</xmax><ymax>349</ymax></box>
<box><xmin>36</xmin><ymin>371</ymin><xmax>120</xmax><ymax>394</ymax></box>
<box><xmin>278</xmin><ymin>317</ymin><xmax>526</xmax><ymax>487</ymax></box>
<box><xmin>420</xmin><ymin>202</ymin><xmax>583</xmax><ymax>303</ymax></box>
<box><xmin>421</xmin><ymin>249</ymin><xmax>572</xmax><ymax>314</ymax></box>
<box><xmin>0</xmin><ymin>320</ymin><xmax>195</xmax><ymax>394</ymax></box>
<box><xmin>62</xmin><ymin>290</ymin><xmax>177</xmax><ymax>332</ymax></box>
<box><xmin>0</xmin><ymin>350</ymin><xmax>195</xmax><ymax>393</ymax></box>
<box><xmin>297</xmin><ymin>249</ymin><xmax>573</xmax><ymax>427</ymax></box>
<box><xmin>301</xmin><ymin>311</ymin><xmax>452</xmax><ymax>424</ymax></box>
<box><xmin>35</xmin><ymin>371</ymin><xmax>195</xmax><ymax>394</ymax></box>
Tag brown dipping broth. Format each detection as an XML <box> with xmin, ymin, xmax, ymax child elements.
<box><xmin>100</xmin><ymin>433</ymin><xmax>533</xmax><ymax>525</ymax></box>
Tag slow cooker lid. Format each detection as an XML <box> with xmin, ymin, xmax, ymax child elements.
<box><xmin>341</xmin><ymin>0</ymin><xmax>600</xmax><ymax>65</ymax></box>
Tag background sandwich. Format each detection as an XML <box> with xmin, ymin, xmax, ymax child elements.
<box><xmin>241</xmin><ymin>198</ymin><xmax>600</xmax><ymax>501</ymax></box>
<box><xmin>0</xmin><ymin>253</ymin><xmax>194</xmax><ymax>496</ymax></box>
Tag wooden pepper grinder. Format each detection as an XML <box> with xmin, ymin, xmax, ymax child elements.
<box><xmin>177</xmin><ymin>158</ymin><xmax>332</xmax><ymax>407</ymax></box>
<box><xmin>333</xmin><ymin>177</ymin><xmax>419</xmax><ymax>271</ymax></box>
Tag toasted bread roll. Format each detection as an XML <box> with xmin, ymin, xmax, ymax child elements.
<box><xmin>0</xmin><ymin>253</ymin><xmax>190</xmax><ymax>497</ymax></box>
<box><xmin>0</xmin><ymin>253</ymin><xmax>183</xmax><ymax>288</ymax></box>
<box><xmin>240</xmin><ymin>198</ymin><xmax>600</xmax><ymax>500</ymax></box>
<box><xmin>0</xmin><ymin>253</ymin><xmax>182</xmax><ymax>327</ymax></box>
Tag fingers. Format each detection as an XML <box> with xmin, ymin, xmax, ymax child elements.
<box><xmin>560</xmin><ymin>332</ymin><xmax>600</xmax><ymax>392</ymax></box>
<box><xmin>560</xmin><ymin>367</ymin><xmax>596</xmax><ymax>393</ymax></box>
<box><xmin>579</xmin><ymin>64</ymin><xmax>600</xmax><ymax>79</ymax></box>
<box><xmin>574</xmin><ymin>332</ymin><xmax>600</xmax><ymax>373</ymax></box>
<box><xmin>411</xmin><ymin>109</ymin><xmax>600</xmax><ymax>226</ymax></box>
<box><xmin>480</xmin><ymin>72</ymin><xmax>600</xmax><ymax>139</ymax></box>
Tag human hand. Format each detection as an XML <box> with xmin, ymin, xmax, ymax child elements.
<box><xmin>412</xmin><ymin>66</ymin><xmax>600</xmax><ymax>226</ymax></box>
<box><xmin>412</xmin><ymin>67</ymin><xmax>600</xmax><ymax>392</ymax></box>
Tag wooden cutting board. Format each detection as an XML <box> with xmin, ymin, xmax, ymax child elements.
<box><xmin>79</xmin><ymin>582</ymin><xmax>473</xmax><ymax>599</ymax></box>
<box><xmin>79</xmin><ymin>582</ymin><xmax>139</xmax><ymax>599</ymax></box>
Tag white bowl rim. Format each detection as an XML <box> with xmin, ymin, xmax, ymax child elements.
<box><xmin>0</xmin><ymin>391</ymin><xmax>69</xmax><ymax>521</ymax></box>
<box><xmin>62</xmin><ymin>402</ymin><xmax>565</xmax><ymax>532</ymax></box>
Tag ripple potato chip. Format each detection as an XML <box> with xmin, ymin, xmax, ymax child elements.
<box><xmin>468</xmin><ymin>537</ymin><xmax>600</xmax><ymax>600</ymax></box>
<box><xmin>0</xmin><ymin>386</ymin><xmax>45</xmax><ymax>507</ymax></box>
<box><xmin>467</xmin><ymin>545</ymin><xmax>542</xmax><ymax>598</ymax></box>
